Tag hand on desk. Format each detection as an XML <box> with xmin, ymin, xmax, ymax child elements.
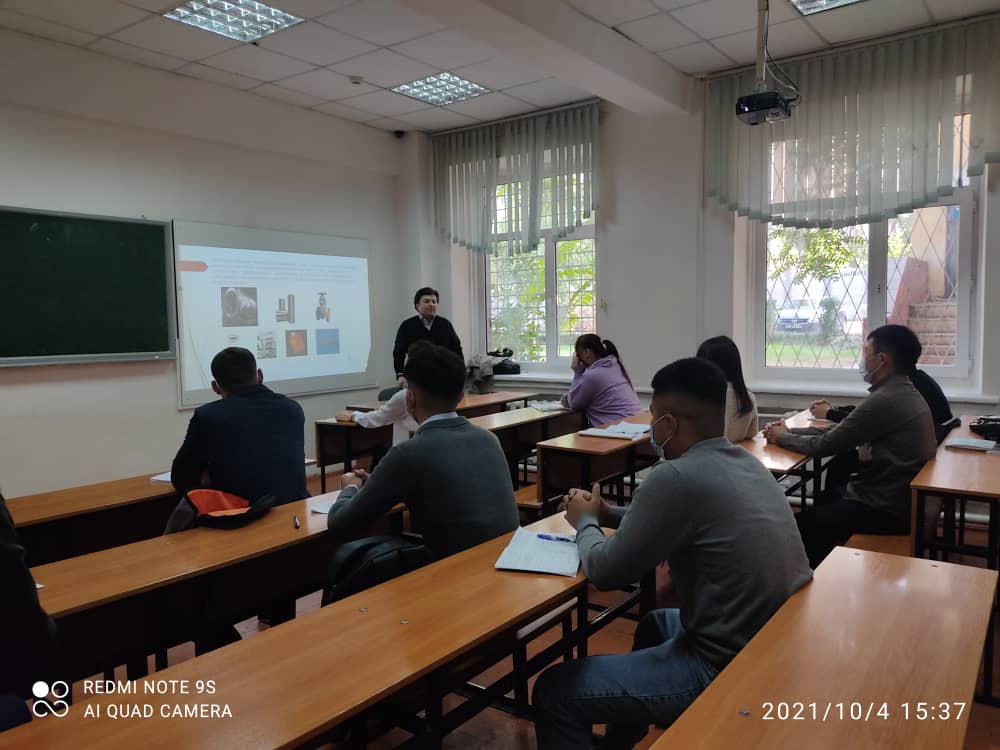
<box><xmin>763</xmin><ymin>420</ymin><xmax>789</xmax><ymax>444</ymax></box>
<box><xmin>397</xmin><ymin>375</ymin><xmax>407</xmax><ymax>388</ymax></box>
<box><xmin>809</xmin><ymin>399</ymin><xmax>832</xmax><ymax>419</ymax></box>
<box><xmin>561</xmin><ymin>482</ymin><xmax>610</xmax><ymax>529</ymax></box>
<box><xmin>340</xmin><ymin>469</ymin><xmax>369</xmax><ymax>489</ymax></box>
<box><xmin>335</xmin><ymin>411</ymin><xmax>356</xmax><ymax>423</ymax></box>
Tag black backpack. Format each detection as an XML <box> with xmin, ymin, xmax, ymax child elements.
<box><xmin>321</xmin><ymin>535</ymin><xmax>430</xmax><ymax>606</ymax></box>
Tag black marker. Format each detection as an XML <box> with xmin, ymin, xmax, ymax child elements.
<box><xmin>293</xmin><ymin>515</ymin><xmax>301</xmax><ymax>529</ymax></box>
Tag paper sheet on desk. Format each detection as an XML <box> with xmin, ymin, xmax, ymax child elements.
<box><xmin>495</xmin><ymin>527</ymin><xmax>580</xmax><ymax>576</ymax></box>
<box><xmin>579</xmin><ymin>422</ymin><xmax>649</xmax><ymax>439</ymax></box>
<box><xmin>310</xmin><ymin>491</ymin><xmax>342</xmax><ymax>514</ymax></box>
<box><xmin>150</xmin><ymin>471</ymin><xmax>172</xmax><ymax>483</ymax></box>
<box><xmin>529</xmin><ymin>401</ymin><xmax>567</xmax><ymax>412</ymax></box>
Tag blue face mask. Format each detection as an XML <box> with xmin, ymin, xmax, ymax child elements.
<box><xmin>649</xmin><ymin>414</ymin><xmax>672</xmax><ymax>459</ymax></box>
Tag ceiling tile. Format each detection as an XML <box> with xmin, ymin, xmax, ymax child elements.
<box><xmin>712</xmin><ymin>18</ymin><xmax>826</xmax><ymax>65</ymax></box>
<box><xmin>670</xmin><ymin>0</ymin><xmax>798</xmax><ymax>40</ymax></box>
<box><xmin>313</xmin><ymin>100</ymin><xmax>381</xmax><ymax>121</ymax></box>
<box><xmin>393</xmin><ymin>29</ymin><xmax>497</xmax><ymax>69</ymax></box>
<box><xmin>658</xmin><ymin>41</ymin><xmax>734</xmax><ymax>74</ymax></box>
<box><xmin>3</xmin><ymin>0</ymin><xmax>149</xmax><ymax>36</ymax></box>
<box><xmin>0</xmin><ymin>9</ymin><xmax>97</xmax><ymax>45</ymax></box>
<box><xmin>925</xmin><ymin>0</ymin><xmax>1000</xmax><ymax>21</ymax></box>
<box><xmin>565</xmin><ymin>0</ymin><xmax>660</xmax><ymax>27</ymax></box>
<box><xmin>502</xmin><ymin>78</ymin><xmax>591</xmax><ymax>107</ymax></box>
<box><xmin>615</xmin><ymin>12</ymin><xmax>699</xmax><ymax>52</ymax></box>
<box><xmin>89</xmin><ymin>37</ymin><xmax>188</xmax><ymax>70</ymax></box>
<box><xmin>117</xmin><ymin>0</ymin><xmax>176</xmax><ymax>10</ymax></box>
<box><xmin>395</xmin><ymin>107</ymin><xmax>479</xmax><ymax>130</ymax></box>
<box><xmin>278</xmin><ymin>67</ymin><xmax>375</xmax><ymax>98</ymax></box>
<box><xmin>317</xmin><ymin>0</ymin><xmax>444</xmax><ymax>46</ymax></box>
<box><xmin>253</xmin><ymin>83</ymin><xmax>327</xmax><ymax>108</ymax></box>
<box><xmin>330</xmin><ymin>48</ymin><xmax>437</xmax><ymax>87</ymax></box>
<box><xmin>257</xmin><ymin>20</ymin><xmax>374</xmax><ymax>65</ymax></box>
<box><xmin>337</xmin><ymin>88</ymin><xmax>428</xmax><ymax>115</ymax></box>
<box><xmin>200</xmin><ymin>44</ymin><xmax>315</xmax><ymax>81</ymax></box>
<box><xmin>367</xmin><ymin>116</ymin><xmax>411</xmax><ymax>131</ymax></box>
<box><xmin>805</xmin><ymin>0</ymin><xmax>933</xmax><ymax>44</ymax></box>
<box><xmin>178</xmin><ymin>62</ymin><xmax>261</xmax><ymax>89</ymax></box>
<box><xmin>452</xmin><ymin>57</ymin><xmax>547</xmax><ymax>90</ymax></box>
<box><xmin>266</xmin><ymin>0</ymin><xmax>360</xmax><ymax>18</ymax></box>
<box><xmin>447</xmin><ymin>92</ymin><xmax>537</xmax><ymax>120</ymax></box>
<box><xmin>111</xmin><ymin>15</ymin><xmax>239</xmax><ymax>60</ymax></box>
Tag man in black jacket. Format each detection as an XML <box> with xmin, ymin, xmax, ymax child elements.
<box><xmin>171</xmin><ymin>347</ymin><xmax>308</xmax><ymax>506</ymax></box>
<box><xmin>392</xmin><ymin>287</ymin><xmax>464</xmax><ymax>387</ymax></box>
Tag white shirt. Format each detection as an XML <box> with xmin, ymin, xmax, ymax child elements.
<box><xmin>421</xmin><ymin>316</ymin><xmax>435</xmax><ymax>330</ymax></box>
<box><xmin>724</xmin><ymin>383</ymin><xmax>759</xmax><ymax>442</ymax></box>
<box><xmin>352</xmin><ymin>388</ymin><xmax>419</xmax><ymax>445</ymax></box>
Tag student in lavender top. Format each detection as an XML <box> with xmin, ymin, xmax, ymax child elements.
<box><xmin>561</xmin><ymin>334</ymin><xmax>642</xmax><ymax>426</ymax></box>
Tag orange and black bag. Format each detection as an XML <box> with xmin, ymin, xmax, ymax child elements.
<box><xmin>163</xmin><ymin>489</ymin><xmax>276</xmax><ymax>534</ymax></box>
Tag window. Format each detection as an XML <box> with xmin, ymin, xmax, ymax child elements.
<box><xmin>487</xmin><ymin>177</ymin><xmax>595</xmax><ymax>365</ymax></box>
<box><xmin>751</xmin><ymin>188</ymin><xmax>975</xmax><ymax>384</ymax></box>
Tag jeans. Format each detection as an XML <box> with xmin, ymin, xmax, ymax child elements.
<box><xmin>533</xmin><ymin>609</ymin><xmax>719</xmax><ymax>750</ymax></box>
<box><xmin>796</xmin><ymin>499</ymin><xmax>906</xmax><ymax>568</ymax></box>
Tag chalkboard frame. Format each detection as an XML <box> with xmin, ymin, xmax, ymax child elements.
<box><xmin>0</xmin><ymin>205</ymin><xmax>177</xmax><ymax>367</ymax></box>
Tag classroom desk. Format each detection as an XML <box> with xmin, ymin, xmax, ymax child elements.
<box><xmin>7</xmin><ymin>475</ymin><xmax>179</xmax><ymax>566</ymax></box>
<box><xmin>468</xmin><ymin>407</ymin><xmax>585</xmax><ymax>487</ymax></box>
<box><xmin>316</xmin><ymin>391</ymin><xmax>532</xmax><ymax>492</ymax></box>
<box><xmin>911</xmin><ymin>414</ymin><xmax>1000</xmax><ymax>701</ymax></box>
<box><xmin>30</xmin><ymin>494</ymin><xmax>364</xmax><ymax>683</ymax></box>
<box><xmin>9</xmin><ymin>517</ymin><xmax>592</xmax><ymax>750</ymax></box>
<box><xmin>652</xmin><ymin>547</ymin><xmax>997</xmax><ymax>750</ymax></box>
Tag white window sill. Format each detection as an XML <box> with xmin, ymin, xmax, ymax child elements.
<box><xmin>751</xmin><ymin>380</ymin><xmax>998</xmax><ymax>405</ymax></box>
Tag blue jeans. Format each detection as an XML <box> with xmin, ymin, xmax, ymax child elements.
<box><xmin>533</xmin><ymin>608</ymin><xmax>719</xmax><ymax>749</ymax></box>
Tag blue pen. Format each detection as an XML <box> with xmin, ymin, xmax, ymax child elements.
<box><xmin>537</xmin><ymin>533</ymin><xmax>575</xmax><ymax>543</ymax></box>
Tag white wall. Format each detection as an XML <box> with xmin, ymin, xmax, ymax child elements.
<box><xmin>0</xmin><ymin>31</ymin><xmax>407</xmax><ymax>496</ymax></box>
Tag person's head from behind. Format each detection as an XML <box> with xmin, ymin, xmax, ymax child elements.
<box><xmin>574</xmin><ymin>334</ymin><xmax>632</xmax><ymax>385</ymax></box>
<box><xmin>649</xmin><ymin>358</ymin><xmax>727</xmax><ymax>460</ymax></box>
<box><xmin>863</xmin><ymin>325</ymin><xmax>921</xmax><ymax>385</ymax></box>
<box><xmin>696</xmin><ymin>335</ymin><xmax>753</xmax><ymax>415</ymax></box>
<box><xmin>413</xmin><ymin>287</ymin><xmax>439</xmax><ymax>319</ymax></box>
<box><xmin>210</xmin><ymin>347</ymin><xmax>261</xmax><ymax>397</ymax></box>
<box><xmin>402</xmin><ymin>343</ymin><xmax>465</xmax><ymax>421</ymax></box>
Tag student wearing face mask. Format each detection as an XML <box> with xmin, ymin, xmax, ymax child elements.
<box><xmin>764</xmin><ymin>325</ymin><xmax>937</xmax><ymax>568</ymax></box>
<box><xmin>532</xmin><ymin>358</ymin><xmax>811</xmax><ymax>750</ymax></box>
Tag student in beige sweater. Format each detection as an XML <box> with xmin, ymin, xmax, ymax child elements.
<box><xmin>696</xmin><ymin>336</ymin><xmax>758</xmax><ymax>442</ymax></box>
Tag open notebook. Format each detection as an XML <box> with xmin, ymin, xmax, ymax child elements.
<box><xmin>578</xmin><ymin>422</ymin><xmax>649</xmax><ymax>440</ymax></box>
<box><xmin>495</xmin><ymin>527</ymin><xmax>580</xmax><ymax>577</ymax></box>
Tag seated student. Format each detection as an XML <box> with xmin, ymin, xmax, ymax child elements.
<box><xmin>533</xmin><ymin>358</ymin><xmax>811</xmax><ymax>750</ymax></box>
<box><xmin>170</xmin><ymin>347</ymin><xmax>308</xmax><ymax>511</ymax></box>
<box><xmin>765</xmin><ymin>325</ymin><xmax>937</xmax><ymax>567</ymax></box>
<box><xmin>696</xmin><ymin>335</ymin><xmax>758</xmax><ymax>442</ymax></box>
<box><xmin>561</xmin><ymin>334</ymin><xmax>641</xmax><ymax>426</ymax></box>
<box><xmin>1</xmin><ymin>491</ymin><xmax>58</xmax><ymax>732</ymax></box>
<box><xmin>328</xmin><ymin>344</ymin><xmax>518</xmax><ymax>561</ymax></box>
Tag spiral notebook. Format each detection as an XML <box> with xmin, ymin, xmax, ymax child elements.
<box><xmin>495</xmin><ymin>527</ymin><xmax>580</xmax><ymax>577</ymax></box>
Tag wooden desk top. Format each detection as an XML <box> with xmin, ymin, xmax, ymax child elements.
<box><xmin>31</xmin><ymin>494</ymin><xmax>339</xmax><ymax>618</ymax></box>
<box><xmin>345</xmin><ymin>390</ymin><xmax>525</xmax><ymax>414</ymax></box>
<box><xmin>468</xmin><ymin>406</ymin><xmax>571</xmax><ymax>431</ymax></box>
<box><xmin>536</xmin><ymin>412</ymin><xmax>652</xmax><ymax>455</ymax></box>
<box><xmin>911</xmin><ymin>415</ymin><xmax>1000</xmax><ymax>498</ymax></box>
<box><xmin>7</xmin><ymin>518</ymin><xmax>585</xmax><ymax>749</ymax></box>
<box><xmin>735</xmin><ymin>436</ymin><xmax>809</xmax><ymax>474</ymax></box>
<box><xmin>7</xmin><ymin>474</ymin><xmax>176</xmax><ymax>527</ymax></box>
<box><xmin>655</xmin><ymin>547</ymin><xmax>997</xmax><ymax>750</ymax></box>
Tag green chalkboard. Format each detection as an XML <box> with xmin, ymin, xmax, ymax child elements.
<box><xmin>0</xmin><ymin>207</ymin><xmax>174</xmax><ymax>364</ymax></box>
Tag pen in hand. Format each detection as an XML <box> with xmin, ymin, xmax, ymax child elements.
<box><xmin>293</xmin><ymin>515</ymin><xmax>301</xmax><ymax>529</ymax></box>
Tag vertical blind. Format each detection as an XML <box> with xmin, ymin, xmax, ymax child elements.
<box><xmin>432</xmin><ymin>101</ymin><xmax>599</xmax><ymax>254</ymax></box>
<box><xmin>705</xmin><ymin>16</ymin><xmax>1000</xmax><ymax>228</ymax></box>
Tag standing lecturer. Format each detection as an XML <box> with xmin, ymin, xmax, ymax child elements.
<box><xmin>393</xmin><ymin>287</ymin><xmax>464</xmax><ymax>386</ymax></box>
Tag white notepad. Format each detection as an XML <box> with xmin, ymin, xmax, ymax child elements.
<box><xmin>495</xmin><ymin>527</ymin><xmax>580</xmax><ymax>577</ymax></box>
<box><xmin>578</xmin><ymin>422</ymin><xmax>649</xmax><ymax>439</ymax></box>
<box><xmin>945</xmin><ymin>437</ymin><xmax>998</xmax><ymax>452</ymax></box>
<box><xmin>150</xmin><ymin>471</ymin><xmax>172</xmax><ymax>483</ymax></box>
<box><xmin>310</xmin><ymin>491</ymin><xmax>342</xmax><ymax>514</ymax></box>
<box><xmin>529</xmin><ymin>400</ymin><xmax>567</xmax><ymax>412</ymax></box>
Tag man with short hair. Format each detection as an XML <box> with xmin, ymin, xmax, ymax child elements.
<box><xmin>329</xmin><ymin>344</ymin><xmax>517</xmax><ymax>560</ymax></box>
<box><xmin>171</xmin><ymin>347</ymin><xmax>307</xmax><ymax>505</ymax></box>
<box><xmin>392</xmin><ymin>287</ymin><xmax>464</xmax><ymax>387</ymax></box>
<box><xmin>533</xmin><ymin>358</ymin><xmax>812</xmax><ymax>750</ymax></box>
<box><xmin>766</xmin><ymin>325</ymin><xmax>937</xmax><ymax>567</ymax></box>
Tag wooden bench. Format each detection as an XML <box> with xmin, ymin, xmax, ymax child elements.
<box><xmin>845</xmin><ymin>533</ymin><xmax>912</xmax><ymax>557</ymax></box>
<box><xmin>650</xmin><ymin>547</ymin><xmax>997</xmax><ymax>749</ymax></box>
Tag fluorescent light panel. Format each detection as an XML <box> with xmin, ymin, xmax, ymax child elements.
<box><xmin>164</xmin><ymin>0</ymin><xmax>302</xmax><ymax>42</ymax></box>
<box><xmin>393</xmin><ymin>72</ymin><xmax>489</xmax><ymax>107</ymax></box>
<box><xmin>791</xmin><ymin>0</ymin><xmax>868</xmax><ymax>14</ymax></box>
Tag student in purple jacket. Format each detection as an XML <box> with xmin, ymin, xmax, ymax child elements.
<box><xmin>561</xmin><ymin>334</ymin><xmax>642</xmax><ymax>426</ymax></box>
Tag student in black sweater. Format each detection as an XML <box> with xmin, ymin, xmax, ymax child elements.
<box><xmin>392</xmin><ymin>287</ymin><xmax>464</xmax><ymax>386</ymax></box>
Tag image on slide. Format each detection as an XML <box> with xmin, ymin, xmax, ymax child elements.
<box><xmin>276</xmin><ymin>294</ymin><xmax>295</xmax><ymax>323</ymax></box>
<box><xmin>221</xmin><ymin>287</ymin><xmax>258</xmax><ymax>327</ymax></box>
<box><xmin>317</xmin><ymin>328</ymin><xmax>340</xmax><ymax>355</ymax></box>
<box><xmin>286</xmin><ymin>329</ymin><xmax>308</xmax><ymax>357</ymax></box>
<box><xmin>257</xmin><ymin>331</ymin><xmax>276</xmax><ymax>359</ymax></box>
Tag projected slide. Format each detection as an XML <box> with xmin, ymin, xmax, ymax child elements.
<box><xmin>174</xmin><ymin>223</ymin><xmax>373</xmax><ymax>407</ymax></box>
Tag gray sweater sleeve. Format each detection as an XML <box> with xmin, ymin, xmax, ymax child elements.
<box><xmin>576</xmin><ymin>464</ymin><xmax>690</xmax><ymax>590</ymax></box>
<box><xmin>777</xmin><ymin>392</ymin><xmax>888</xmax><ymax>457</ymax></box>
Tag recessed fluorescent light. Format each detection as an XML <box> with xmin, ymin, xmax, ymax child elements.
<box><xmin>164</xmin><ymin>0</ymin><xmax>302</xmax><ymax>42</ymax></box>
<box><xmin>393</xmin><ymin>72</ymin><xmax>489</xmax><ymax>107</ymax></box>
<box><xmin>791</xmin><ymin>0</ymin><xmax>867</xmax><ymax>14</ymax></box>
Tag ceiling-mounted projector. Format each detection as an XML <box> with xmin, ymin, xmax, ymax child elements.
<box><xmin>736</xmin><ymin>0</ymin><xmax>799</xmax><ymax>125</ymax></box>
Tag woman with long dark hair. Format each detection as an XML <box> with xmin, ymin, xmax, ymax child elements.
<box><xmin>696</xmin><ymin>335</ymin><xmax>758</xmax><ymax>441</ymax></box>
<box><xmin>562</xmin><ymin>334</ymin><xmax>641</xmax><ymax>426</ymax></box>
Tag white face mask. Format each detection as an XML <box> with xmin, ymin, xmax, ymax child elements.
<box><xmin>649</xmin><ymin>414</ymin><xmax>673</xmax><ymax>459</ymax></box>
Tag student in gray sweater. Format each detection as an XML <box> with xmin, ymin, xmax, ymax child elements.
<box><xmin>533</xmin><ymin>358</ymin><xmax>812</xmax><ymax>750</ymax></box>
<box><xmin>328</xmin><ymin>344</ymin><xmax>518</xmax><ymax>560</ymax></box>
<box><xmin>765</xmin><ymin>325</ymin><xmax>937</xmax><ymax>567</ymax></box>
